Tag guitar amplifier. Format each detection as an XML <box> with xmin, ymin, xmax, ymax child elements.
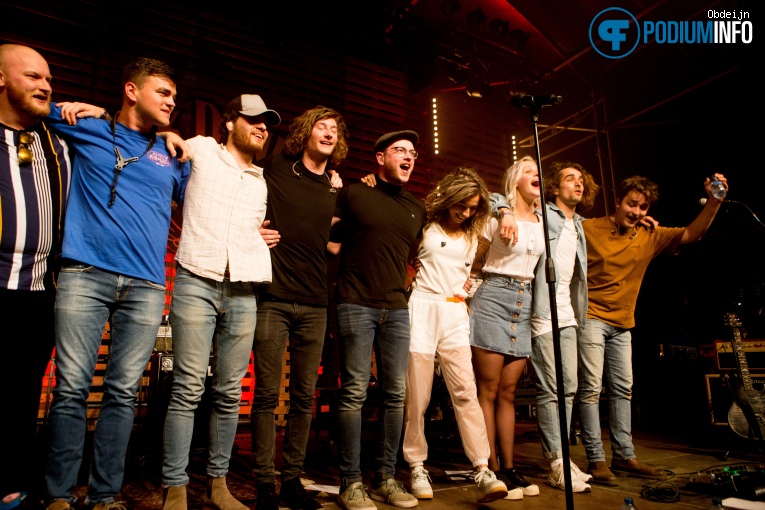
<box><xmin>705</xmin><ymin>373</ymin><xmax>765</xmax><ymax>426</ymax></box>
<box><xmin>714</xmin><ymin>339</ymin><xmax>765</xmax><ymax>371</ymax></box>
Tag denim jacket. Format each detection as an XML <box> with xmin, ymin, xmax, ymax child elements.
<box><xmin>488</xmin><ymin>194</ymin><xmax>587</xmax><ymax>328</ymax></box>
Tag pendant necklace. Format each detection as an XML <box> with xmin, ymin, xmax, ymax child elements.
<box><xmin>108</xmin><ymin>113</ymin><xmax>157</xmax><ymax>207</ymax></box>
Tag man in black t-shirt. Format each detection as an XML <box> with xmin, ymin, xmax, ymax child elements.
<box><xmin>332</xmin><ymin>131</ymin><xmax>426</xmax><ymax>510</ymax></box>
<box><xmin>251</xmin><ymin>107</ymin><xmax>349</xmax><ymax>510</ymax></box>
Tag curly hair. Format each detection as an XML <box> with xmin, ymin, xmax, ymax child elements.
<box><xmin>617</xmin><ymin>175</ymin><xmax>659</xmax><ymax>204</ymax></box>
<box><xmin>544</xmin><ymin>161</ymin><xmax>601</xmax><ymax>212</ymax></box>
<box><xmin>500</xmin><ymin>155</ymin><xmax>537</xmax><ymax>209</ymax></box>
<box><xmin>425</xmin><ymin>167</ymin><xmax>491</xmax><ymax>246</ymax></box>
<box><xmin>121</xmin><ymin>57</ymin><xmax>176</xmax><ymax>88</ymax></box>
<box><xmin>283</xmin><ymin>106</ymin><xmax>349</xmax><ymax>166</ymax></box>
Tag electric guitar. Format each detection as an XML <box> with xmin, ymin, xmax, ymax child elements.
<box><xmin>725</xmin><ymin>312</ymin><xmax>765</xmax><ymax>441</ymax></box>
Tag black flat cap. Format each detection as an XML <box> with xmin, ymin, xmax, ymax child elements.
<box><xmin>373</xmin><ymin>130</ymin><xmax>419</xmax><ymax>153</ymax></box>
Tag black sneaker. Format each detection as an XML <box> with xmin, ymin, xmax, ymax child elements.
<box><xmin>280</xmin><ymin>477</ymin><xmax>323</xmax><ymax>510</ymax></box>
<box><xmin>256</xmin><ymin>482</ymin><xmax>278</xmax><ymax>510</ymax></box>
<box><xmin>501</xmin><ymin>468</ymin><xmax>540</xmax><ymax>496</ymax></box>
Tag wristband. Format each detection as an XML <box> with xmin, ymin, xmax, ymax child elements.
<box><xmin>500</xmin><ymin>210</ymin><xmax>514</xmax><ymax>217</ymax></box>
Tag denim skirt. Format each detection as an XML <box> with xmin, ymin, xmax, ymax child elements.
<box><xmin>469</xmin><ymin>273</ymin><xmax>533</xmax><ymax>357</ymax></box>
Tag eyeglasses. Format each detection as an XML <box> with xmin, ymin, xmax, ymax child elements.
<box><xmin>388</xmin><ymin>146</ymin><xmax>419</xmax><ymax>159</ymax></box>
<box><xmin>18</xmin><ymin>131</ymin><xmax>35</xmax><ymax>165</ymax></box>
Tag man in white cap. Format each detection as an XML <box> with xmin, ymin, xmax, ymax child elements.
<box><xmin>159</xmin><ymin>94</ymin><xmax>280</xmax><ymax>510</ymax></box>
<box><xmin>331</xmin><ymin>130</ymin><xmax>425</xmax><ymax>510</ymax></box>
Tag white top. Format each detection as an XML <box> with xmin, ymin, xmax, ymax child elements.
<box><xmin>481</xmin><ymin>216</ymin><xmax>544</xmax><ymax>280</ymax></box>
<box><xmin>175</xmin><ymin>136</ymin><xmax>271</xmax><ymax>283</ymax></box>
<box><xmin>415</xmin><ymin>223</ymin><xmax>477</xmax><ymax>297</ymax></box>
<box><xmin>532</xmin><ymin>217</ymin><xmax>579</xmax><ymax>336</ymax></box>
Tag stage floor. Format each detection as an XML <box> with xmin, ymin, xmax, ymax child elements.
<box><xmin>57</xmin><ymin>418</ymin><xmax>764</xmax><ymax>510</ymax></box>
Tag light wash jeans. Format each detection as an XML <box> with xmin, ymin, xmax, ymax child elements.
<box><xmin>250</xmin><ymin>298</ymin><xmax>326</xmax><ymax>484</ymax></box>
<box><xmin>532</xmin><ymin>326</ymin><xmax>578</xmax><ymax>460</ymax></box>
<box><xmin>162</xmin><ymin>267</ymin><xmax>258</xmax><ymax>485</ymax></box>
<box><xmin>45</xmin><ymin>264</ymin><xmax>165</xmax><ymax>505</ymax></box>
<box><xmin>335</xmin><ymin>303</ymin><xmax>410</xmax><ymax>488</ymax></box>
<box><xmin>577</xmin><ymin>318</ymin><xmax>635</xmax><ymax>462</ymax></box>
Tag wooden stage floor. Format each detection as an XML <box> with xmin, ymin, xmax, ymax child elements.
<box><xmin>57</xmin><ymin>418</ymin><xmax>765</xmax><ymax>510</ymax></box>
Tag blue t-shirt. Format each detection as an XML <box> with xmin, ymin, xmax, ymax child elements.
<box><xmin>47</xmin><ymin>107</ymin><xmax>189</xmax><ymax>284</ymax></box>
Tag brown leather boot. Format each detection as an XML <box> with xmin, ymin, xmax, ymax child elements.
<box><xmin>162</xmin><ymin>485</ymin><xmax>187</xmax><ymax>510</ymax></box>
<box><xmin>203</xmin><ymin>476</ymin><xmax>248</xmax><ymax>510</ymax></box>
<box><xmin>611</xmin><ymin>458</ymin><xmax>669</xmax><ymax>479</ymax></box>
<box><xmin>46</xmin><ymin>501</ymin><xmax>72</xmax><ymax>510</ymax></box>
<box><xmin>586</xmin><ymin>461</ymin><xmax>618</xmax><ymax>486</ymax></box>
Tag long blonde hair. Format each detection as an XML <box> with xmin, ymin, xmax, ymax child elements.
<box><xmin>500</xmin><ymin>155</ymin><xmax>537</xmax><ymax>209</ymax></box>
<box><xmin>425</xmin><ymin>167</ymin><xmax>491</xmax><ymax>245</ymax></box>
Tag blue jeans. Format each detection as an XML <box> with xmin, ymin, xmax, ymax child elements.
<box><xmin>335</xmin><ymin>303</ymin><xmax>410</xmax><ymax>487</ymax></box>
<box><xmin>250</xmin><ymin>298</ymin><xmax>326</xmax><ymax>483</ymax></box>
<box><xmin>162</xmin><ymin>267</ymin><xmax>258</xmax><ymax>485</ymax></box>
<box><xmin>45</xmin><ymin>264</ymin><xmax>165</xmax><ymax>505</ymax></box>
<box><xmin>531</xmin><ymin>326</ymin><xmax>578</xmax><ymax>459</ymax></box>
<box><xmin>577</xmin><ymin>318</ymin><xmax>634</xmax><ymax>462</ymax></box>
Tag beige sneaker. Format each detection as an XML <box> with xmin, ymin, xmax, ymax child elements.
<box><xmin>370</xmin><ymin>478</ymin><xmax>418</xmax><ymax>508</ymax></box>
<box><xmin>410</xmin><ymin>466</ymin><xmax>433</xmax><ymax>499</ymax></box>
<box><xmin>338</xmin><ymin>482</ymin><xmax>376</xmax><ymax>510</ymax></box>
<box><xmin>474</xmin><ymin>467</ymin><xmax>509</xmax><ymax>503</ymax></box>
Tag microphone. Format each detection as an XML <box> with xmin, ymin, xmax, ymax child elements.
<box><xmin>700</xmin><ymin>198</ymin><xmax>764</xmax><ymax>228</ymax></box>
<box><xmin>510</xmin><ymin>94</ymin><xmax>563</xmax><ymax>109</ymax></box>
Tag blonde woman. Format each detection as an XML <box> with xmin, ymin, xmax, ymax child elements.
<box><xmin>469</xmin><ymin>156</ymin><xmax>544</xmax><ymax>499</ymax></box>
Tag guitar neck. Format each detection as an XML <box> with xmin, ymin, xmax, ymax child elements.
<box><xmin>731</xmin><ymin>326</ymin><xmax>755</xmax><ymax>392</ymax></box>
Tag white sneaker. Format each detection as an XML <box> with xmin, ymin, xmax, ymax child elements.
<box><xmin>410</xmin><ymin>467</ymin><xmax>433</xmax><ymax>499</ymax></box>
<box><xmin>474</xmin><ymin>467</ymin><xmax>509</xmax><ymax>503</ymax></box>
<box><xmin>548</xmin><ymin>459</ymin><xmax>591</xmax><ymax>493</ymax></box>
<box><xmin>338</xmin><ymin>482</ymin><xmax>377</xmax><ymax>510</ymax></box>
<box><xmin>570</xmin><ymin>461</ymin><xmax>593</xmax><ymax>483</ymax></box>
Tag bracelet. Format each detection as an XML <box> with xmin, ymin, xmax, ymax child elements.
<box><xmin>500</xmin><ymin>210</ymin><xmax>515</xmax><ymax>217</ymax></box>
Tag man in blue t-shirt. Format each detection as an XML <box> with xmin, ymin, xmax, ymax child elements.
<box><xmin>43</xmin><ymin>58</ymin><xmax>189</xmax><ymax>510</ymax></box>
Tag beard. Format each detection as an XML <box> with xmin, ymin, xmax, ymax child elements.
<box><xmin>231</xmin><ymin>125</ymin><xmax>265</xmax><ymax>156</ymax></box>
<box><xmin>6</xmin><ymin>81</ymin><xmax>51</xmax><ymax>119</ymax></box>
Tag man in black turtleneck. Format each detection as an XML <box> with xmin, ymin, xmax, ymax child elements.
<box><xmin>331</xmin><ymin>130</ymin><xmax>425</xmax><ymax>510</ymax></box>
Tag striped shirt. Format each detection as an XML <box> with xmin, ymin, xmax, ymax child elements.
<box><xmin>0</xmin><ymin>121</ymin><xmax>71</xmax><ymax>291</ymax></box>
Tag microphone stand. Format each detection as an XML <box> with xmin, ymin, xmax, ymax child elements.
<box><xmin>520</xmin><ymin>99</ymin><xmax>575</xmax><ymax>510</ymax></box>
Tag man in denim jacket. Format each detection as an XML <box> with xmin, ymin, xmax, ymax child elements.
<box><xmin>491</xmin><ymin>161</ymin><xmax>599</xmax><ymax>492</ymax></box>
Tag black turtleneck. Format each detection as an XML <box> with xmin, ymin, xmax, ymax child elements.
<box><xmin>333</xmin><ymin>178</ymin><xmax>426</xmax><ymax>308</ymax></box>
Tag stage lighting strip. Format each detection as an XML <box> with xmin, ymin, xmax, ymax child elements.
<box><xmin>432</xmin><ymin>98</ymin><xmax>439</xmax><ymax>155</ymax></box>
<box><xmin>512</xmin><ymin>135</ymin><xmax>517</xmax><ymax>161</ymax></box>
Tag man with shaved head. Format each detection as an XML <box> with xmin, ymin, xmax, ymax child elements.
<box><xmin>0</xmin><ymin>43</ymin><xmax>72</xmax><ymax>510</ymax></box>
